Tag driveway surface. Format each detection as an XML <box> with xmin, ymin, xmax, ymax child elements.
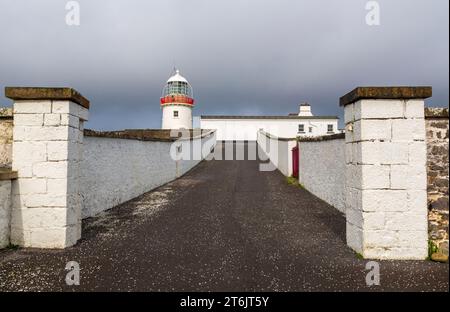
<box><xmin>0</xmin><ymin>143</ymin><xmax>448</xmax><ymax>291</ymax></box>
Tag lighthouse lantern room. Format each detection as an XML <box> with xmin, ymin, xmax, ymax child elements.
<box><xmin>160</xmin><ymin>69</ymin><xmax>195</xmax><ymax>129</ymax></box>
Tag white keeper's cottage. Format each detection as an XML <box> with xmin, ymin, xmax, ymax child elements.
<box><xmin>200</xmin><ymin>103</ymin><xmax>339</xmax><ymax>141</ymax></box>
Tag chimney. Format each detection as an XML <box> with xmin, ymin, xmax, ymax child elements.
<box><xmin>299</xmin><ymin>102</ymin><xmax>313</xmax><ymax>116</ymax></box>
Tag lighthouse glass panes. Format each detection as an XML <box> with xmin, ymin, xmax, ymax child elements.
<box><xmin>163</xmin><ymin>81</ymin><xmax>193</xmax><ymax>98</ymax></box>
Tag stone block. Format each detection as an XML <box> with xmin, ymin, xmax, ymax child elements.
<box><xmin>11</xmin><ymin>178</ymin><xmax>47</xmax><ymax>195</ymax></box>
<box><xmin>10</xmin><ymin>208</ymin><xmax>72</xmax><ymax>229</ymax></box>
<box><xmin>363</xmin><ymin>246</ymin><xmax>427</xmax><ymax>260</ymax></box>
<box><xmin>355</xmin><ymin>99</ymin><xmax>404</xmax><ymax>120</ymax></box>
<box><xmin>29</xmin><ymin>227</ymin><xmax>69</xmax><ymax>248</ymax></box>
<box><xmin>13</xmin><ymin>126</ymin><xmax>69</xmax><ymax>141</ymax></box>
<box><xmin>404</xmin><ymin>100</ymin><xmax>425</xmax><ymax>118</ymax></box>
<box><xmin>344</xmin><ymin>103</ymin><xmax>354</xmax><ymax>124</ymax></box>
<box><xmin>43</xmin><ymin>114</ymin><xmax>61</xmax><ymax>126</ymax></box>
<box><xmin>33</xmin><ymin>161</ymin><xmax>68</xmax><ymax>179</ymax></box>
<box><xmin>60</xmin><ymin>114</ymin><xmax>79</xmax><ymax>128</ymax></box>
<box><xmin>407</xmin><ymin>191</ymin><xmax>427</xmax><ymax>213</ymax></box>
<box><xmin>361</xmin><ymin>165</ymin><xmax>390</xmax><ymax>189</ymax></box>
<box><xmin>78</xmin><ymin>107</ymin><xmax>89</xmax><ymax>121</ymax></box>
<box><xmin>365</xmin><ymin>230</ymin><xmax>398</xmax><ymax>248</ymax></box>
<box><xmin>14</xmin><ymin>114</ymin><xmax>44</xmax><ymax>126</ymax></box>
<box><xmin>346</xmin><ymin>207</ymin><xmax>363</xmax><ymax>226</ymax></box>
<box><xmin>345</xmin><ymin>186</ymin><xmax>362</xmax><ymax>211</ymax></box>
<box><xmin>13</xmin><ymin>141</ymin><xmax>47</xmax><ymax>164</ymax></box>
<box><xmin>359</xmin><ymin>141</ymin><xmax>408</xmax><ymax>165</ymax></box>
<box><xmin>345</xmin><ymin>164</ymin><xmax>362</xmax><ymax>189</ymax></box>
<box><xmin>363</xmin><ymin>212</ymin><xmax>385</xmax><ymax>230</ymax></box>
<box><xmin>397</xmin><ymin>230</ymin><xmax>428</xmax><ymax>247</ymax></box>
<box><xmin>13</xmin><ymin>101</ymin><xmax>51</xmax><ymax>114</ymax></box>
<box><xmin>10</xmin><ymin>226</ymin><xmax>31</xmax><ymax>246</ymax></box>
<box><xmin>354</xmin><ymin>119</ymin><xmax>391</xmax><ymax>142</ymax></box>
<box><xmin>408</xmin><ymin>141</ymin><xmax>427</xmax><ymax>165</ymax></box>
<box><xmin>51</xmin><ymin>101</ymin><xmax>79</xmax><ymax>115</ymax></box>
<box><xmin>24</xmin><ymin>194</ymin><xmax>67</xmax><ymax>208</ymax></box>
<box><xmin>346</xmin><ymin>221</ymin><xmax>363</xmax><ymax>253</ymax></box>
<box><xmin>391</xmin><ymin>164</ymin><xmax>427</xmax><ymax>190</ymax></box>
<box><xmin>385</xmin><ymin>212</ymin><xmax>427</xmax><ymax>231</ymax></box>
<box><xmin>392</xmin><ymin>119</ymin><xmax>426</xmax><ymax>141</ymax></box>
<box><xmin>362</xmin><ymin>190</ymin><xmax>408</xmax><ymax>212</ymax></box>
<box><xmin>47</xmin><ymin>141</ymin><xmax>79</xmax><ymax>161</ymax></box>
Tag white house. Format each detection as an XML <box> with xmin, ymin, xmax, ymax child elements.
<box><xmin>200</xmin><ymin>103</ymin><xmax>339</xmax><ymax>141</ymax></box>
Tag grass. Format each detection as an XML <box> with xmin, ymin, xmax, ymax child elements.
<box><xmin>428</xmin><ymin>240</ymin><xmax>439</xmax><ymax>260</ymax></box>
<box><xmin>356</xmin><ymin>252</ymin><xmax>364</xmax><ymax>260</ymax></box>
<box><xmin>286</xmin><ymin>176</ymin><xmax>304</xmax><ymax>188</ymax></box>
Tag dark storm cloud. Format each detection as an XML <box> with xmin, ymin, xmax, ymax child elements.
<box><xmin>0</xmin><ymin>0</ymin><xmax>448</xmax><ymax>130</ymax></box>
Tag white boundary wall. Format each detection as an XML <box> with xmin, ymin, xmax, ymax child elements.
<box><xmin>298</xmin><ymin>136</ymin><xmax>346</xmax><ymax>213</ymax></box>
<box><xmin>81</xmin><ymin>132</ymin><xmax>216</xmax><ymax>218</ymax></box>
<box><xmin>257</xmin><ymin>130</ymin><xmax>297</xmax><ymax>177</ymax></box>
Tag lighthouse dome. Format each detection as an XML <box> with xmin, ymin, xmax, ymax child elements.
<box><xmin>167</xmin><ymin>69</ymin><xmax>188</xmax><ymax>83</ymax></box>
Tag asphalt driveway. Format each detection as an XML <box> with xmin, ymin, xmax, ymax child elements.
<box><xmin>0</xmin><ymin>142</ymin><xmax>448</xmax><ymax>291</ymax></box>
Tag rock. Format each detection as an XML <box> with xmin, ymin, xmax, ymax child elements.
<box><xmin>439</xmin><ymin>241</ymin><xmax>449</xmax><ymax>256</ymax></box>
<box><xmin>431</xmin><ymin>252</ymin><xmax>448</xmax><ymax>263</ymax></box>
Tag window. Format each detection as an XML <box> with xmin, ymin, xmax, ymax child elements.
<box><xmin>298</xmin><ymin>124</ymin><xmax>305</xmax><ymax>133</ymax></box>
<box><xmin>327</xmin><ymin>124</ymin><xmax>334</xmax><ymax>132</ymax></box>
<box><xmin>309</xmin><ymin>127</ymin><xmax>313</xmax><ymax>133</ymax></box>
<box><xmin>173</xmin><ymin>111</ymin><xmax>179</xmax><ymax>118</ymax></box>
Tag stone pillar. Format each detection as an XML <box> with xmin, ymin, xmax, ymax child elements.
<box><xmin>5</xmin><ymin>87</ymin><xmax>89</xmax><ymax>248</ymax></box>
<box><xmin>341</xmin><ymin>87</ymin><xmax>431</xmax><ymax>260</ymax></box>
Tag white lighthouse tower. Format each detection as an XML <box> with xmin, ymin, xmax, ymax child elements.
<box><xmin>160</xmin><ymin>69</ymin><xmax>195</xmax><ymax>129</ymax></box>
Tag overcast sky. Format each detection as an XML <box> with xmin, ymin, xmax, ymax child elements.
<box><xmin>0</xmin><ymin>0</ymin><xmax>448</xmax><ymax>130</ymax></box>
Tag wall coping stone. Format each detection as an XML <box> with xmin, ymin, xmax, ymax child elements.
<box><xmin>84</xmin><ymin>129</ymin><xmax>216</xmax><ymax>142</ymax></box>
<box><xmin>340</xmin><ymin>86</ymin><xmax>432</xmax><ymax>106</ymax></box>
<box><xmin>0</xmin><ymin>168</ymin><xmax>17</xmax><ymax>180</ymax></box>
<box><xmin>5</xmin><ymin>87</ymin><xmax>90</xmax><ymax>109</ymax></box>
<box><xmin>425</xmin><ymin>107</ymin><xmax>449</xmax><ymax>119</ymax></box>
<box><xmin>258</xmin><ymin>130</ymin><xmax>297</xmax><ymax>142</ymax></box>
<box><xmin>0</xmin><ymin>107</ymin><xmax>13</xmax><ymax>119</ymax></box>
<box><xmin>297</xmin><ymin>132</ymin><xmax>345</xmax><ymax>142</ymax></box>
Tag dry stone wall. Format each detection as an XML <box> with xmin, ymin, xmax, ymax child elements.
<box><xmin>425</xmin><ymin>107</ymin><xmax>449</xmax><ymax>256</ymax></box>
<box><xmin>0</xmin><ymin>108</ymin><xmax>13</xmax><ymax>168</ymax></box>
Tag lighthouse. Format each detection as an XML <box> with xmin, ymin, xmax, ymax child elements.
<box><xmin>160</xmin><ymin>69</ymin><xmax>195</xmax><ymax>129</ymax></box>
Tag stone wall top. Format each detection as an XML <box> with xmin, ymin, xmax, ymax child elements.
<box><xmin>84</xmin><ymin>129</ymin><xmax>215</xmax><ymax>142</ymax></box>
<box><xmin>5</xmin><ymin>87</ymin><xmax>90</xmax><ymax>109</ymax></box>
<box><xmin>340</xmin><ymin>87</ymin><xmax>432</xmax><ymax>106</ymax></box>
<box><xmin>0</xmin><ymin>107</ymin><xmax>12</xmax><ymax>119</ymax></box>
<box><xmin>0</xmin><ymin>168</ymin><xmax>17</xmax><ymax>180</ymax></box>
<box><xmin>297</xmin><ymin>132</ymin><xmax>345</xmax><ymax>142</ymax></box>
<box><xmin>258</xmin><ymin>130</ymin><xmax>297</xmax><ymax>142</ymax></box>
<box><xmin>425</xmin><ymin>107</ymin><xmax>449</xmax><ymax>119</ymax></box>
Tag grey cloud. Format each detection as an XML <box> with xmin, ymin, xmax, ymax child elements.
<box><xmin>0</xmin><ymin>0</ymin><xmax>448</xmax><ymax>130</ymax></box>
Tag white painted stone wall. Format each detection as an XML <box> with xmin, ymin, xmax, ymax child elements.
<box><xmin>201</xmin><ymin>118</ymin><xmax>339</xmax><ymax>141</ymax></box>
<box><xmin>298</xmin><ymin>138</ymin><xmax>346</xmax><ymax>213</ymax></box>
<box><xmin>10</xmin><ymin>100</ymin><xmax>88</xmax><ymax>248</ymax></box>
<box><xmin>345</xmin><ymin>99</ymin><xmax>428</xmax><ymax>260</ymax></box>
<box><xmin>257</xmin><ymin>130</ymin><xmax>297</xmax><ymax>176</ymax></box>
<box><xmin>0</xmin><ymin>179</ymin><xmax>11</xmax><ymax>248</ymax></box>
<box><xmin>81</xmin><ymin>132</ymin><xmax>216</xmax><ymax>218</ymax></box>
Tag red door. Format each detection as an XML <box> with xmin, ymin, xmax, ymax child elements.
<box><xmin>292</xmin><ymin>145</ymin><xmax>299</xmax><ymax>178</ymax></box>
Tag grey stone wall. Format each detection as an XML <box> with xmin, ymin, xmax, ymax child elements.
<box><xmin>425</xmin><ymin>107</ymin><xmax>449</xmax><ymax>256</ymax></box>
<box><xmin>0</xmin><ymin>107</ymin><xmax>13</xmax><ymax>168</ymax></box>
